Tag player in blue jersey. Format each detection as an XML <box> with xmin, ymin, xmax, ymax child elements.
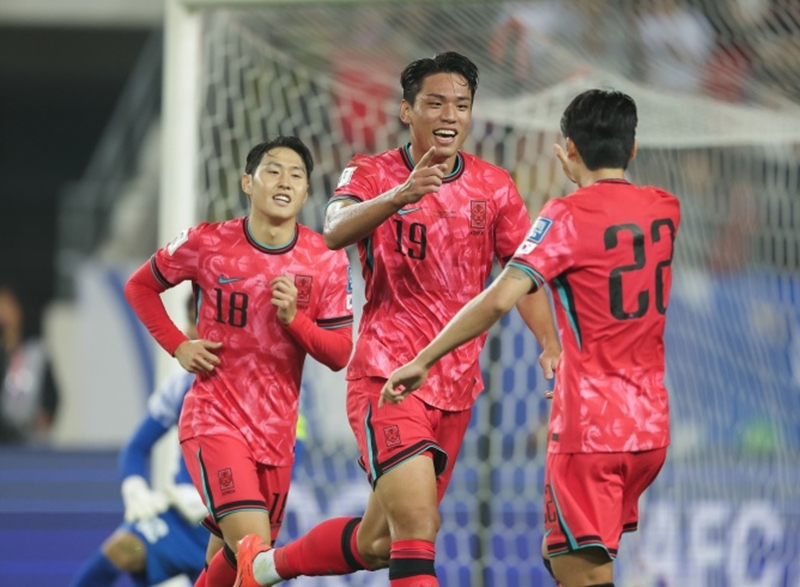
<box><xmin>71</xmin><ymin>296</ymin><xmax>209</xmax><ymax>587</ymax></box>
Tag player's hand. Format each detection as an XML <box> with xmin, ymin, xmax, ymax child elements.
<box><xmin>539</xmin><ymin>342</ymin><xmax>560</xmax><ymax>400</ymax></box>
<box><xmin>271</xmin><ymin>275</ymin><xmax>298</xmax><ymax>325</ymax></box>
<box><xmin>554</xmin><ymin>144</ymin><xmax>578</xmax><ymax>185</ymax></box>
<box><xmin>379</xmin><ymin>360</ymin><xmax>430</xmax><ymax>407</ymax></box>
<box><xmin>165</xmin><ymin>483</ymin><xmax>208</xmax><ymax>524</ymax></box>
<box><xmin>396</xmin><ymin>147</ymin><xmax>448</xmax><ymax>205</ymax></box>
<box><xmin>174</xmin><ymin>339</ymin><xmax>222</xmax><ymax>374</ymax></box>
<box><xmin>121</xmin><ymin>475</ymin><xmax>169</xmax><ymax>523</ymax></box>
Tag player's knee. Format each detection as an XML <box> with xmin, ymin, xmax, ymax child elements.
<box><xmin>390</xmin><ymin>504</ymin><xmax>441</xmax><ymax>541</ymax></box>
<box><xmin>101</xmin><ymin>530</ymin><xmax>146</xmax><ymax>573</ymax></box>
<box><xmin>357</xmin><ymin>536</ymin><xmax>391</xmax><ymax>570</ymax></box>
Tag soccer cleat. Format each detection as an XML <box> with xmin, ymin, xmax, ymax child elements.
<box><xmin>234</xmin><ymin>534</ymin><xmax>272</xmax><ymax>587</ymax></box>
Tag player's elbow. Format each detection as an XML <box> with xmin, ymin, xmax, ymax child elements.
<box><xmin>323</xmin><ymin>229</ymin><xmax>346</xmax><ymax>250</ymax></box>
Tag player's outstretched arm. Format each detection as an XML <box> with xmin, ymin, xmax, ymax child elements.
<box><xmin>381</xmin><ymin>266</ymin><xmax>534</xmax><ymax>406</ymax></box>
<box><xmin>324</xmin><ymin>147</ymin><xmax>447</xmax><ymax>249</ymax></box>
<box><xmin>515</xmin><ymin>288</ymin><xmax>561</xmax><ymax>381</ymax></box>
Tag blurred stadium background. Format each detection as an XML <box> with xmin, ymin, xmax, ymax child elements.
<box><xmin>1</xmin><ymin>0</ymin><xmax>800</xmax><ymax>585</ymax></box>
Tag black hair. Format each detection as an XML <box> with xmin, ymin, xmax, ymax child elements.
<box><xmin>560</xmin><ymin>89</ymin><xmax>637</xmax><ymax>171</ymax></box>
<box><xmin>244</xmin><ymin>136</ymin><xmax>314</xmax><ymax>179</ymax></box>
<box><xmin>400</xmin><ymin>51</ymin><xmax>479</xmax><ymax>105</ymax></box>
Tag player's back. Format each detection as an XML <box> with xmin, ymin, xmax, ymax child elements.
<box><xmin>543</xmin><ymin>178</ymin><xmax>680</xmax><ymax>453</ymax></box>
<box><xmin>562</xmin><ymin>179</ymin><xmax>680</xmax><ymax>372</ymax></box>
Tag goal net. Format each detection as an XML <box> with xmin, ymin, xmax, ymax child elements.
<box><xmin>174</xmin><ymin>1</ymin><xmax>800</xmax><ymax>585</ymax></box>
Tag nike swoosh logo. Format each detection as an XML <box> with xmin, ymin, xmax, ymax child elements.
<box><xmin>218</xmin><ymin>275</ymin><xmax>244</xmax><ymax>284</ymax></box>
<box><xmin>397</xmin><ymin>207</ymin><xmax>421</xmax><ymax>216</ymax></box>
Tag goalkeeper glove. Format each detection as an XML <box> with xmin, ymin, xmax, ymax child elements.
<box><xmin>121</xmin><ymin>475</ymin><xmax>169</xmax><ymax>523</ymax></box>
<box><xmin>166</xmin><ymin>483</ymin><xmax>208</xmax><ymax>524</ymax></box>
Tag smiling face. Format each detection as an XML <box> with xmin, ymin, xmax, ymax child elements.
<box><xmin>400</xmin><ymin>72</ymin><xmax>473</xmax><ymax>170</ymax></box>
<box><xmin>241</xmin><ymin>147</ymin><xmax>309</xmax><ymax>222</ymax></box>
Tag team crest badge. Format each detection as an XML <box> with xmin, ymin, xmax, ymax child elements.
<box><xmin>383</xmin><ymin>425</ymin><xmax>401</xmax><ymax>447</ymax></box>
<box><xmin>218</xmin><ymin>468</ymin><xmax>235</xmax><ymax>494</ymax></box>
<box><xmin>295</xmin><ymin>275</ymin><xmax>313</xmax><ymax>304</ymax></box>
<box><xmin>470</xmin><ymin>200</ymin><xmax>487</xmax><ymax>229</ymax></box>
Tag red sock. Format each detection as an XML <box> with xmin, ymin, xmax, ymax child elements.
<box><xmin>389</xmin><ymin>539</ymin><xmax>437</xmax><ymax>587</ymax></box>
<box><xmin>206</xmin><ymin>544</ymin><xmax>237</xmax><ymax>587</ymax></box>
<box><xmin>275</xmin><ymin>517</ymin><xmax>367</xmax><ymax>579</ymax></box>
<box><xmin>193</xmin><ymin>567</ymin><xmax>207</xmax><ymax>587</ymax></box>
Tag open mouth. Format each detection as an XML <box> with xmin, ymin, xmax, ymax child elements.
<box><xmin>433</xmin><ymin>129</ymin><xmax>457</xmax><ymax>143</ymax></box>
<box><xmin>273</xmin><ymin>194</ymin><xmax>291</xmax><ymax>205</ymax></box>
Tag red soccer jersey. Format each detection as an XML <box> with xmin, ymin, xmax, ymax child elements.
<box><xmin>332</xmin><ymin>145</ymin><xmax>530</xmax><ymax>411</ymax></box>
<box><xmin>509</xmin><ymin>179</ymin><xmax>681</xmax><ymax>453</ymax></box>
<box><xmin>151</xmin><ymin>218</ymin><xmax>352</xmax><ymax>466</ymax></box>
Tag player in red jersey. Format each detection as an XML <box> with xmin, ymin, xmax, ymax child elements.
<box><xmin>380</xmin><ymin>89</ymin><xmax>681</xmax><ymax>587</ymax></box>
<box><xmin>124</xmin><ymin>136</ymin><xmax>353</xmax><ymax>587</ymax></box>
<box><xmin>234</xmin><ymin>52</ymin><xmax>560</xmax><ymax>587</ymax></box>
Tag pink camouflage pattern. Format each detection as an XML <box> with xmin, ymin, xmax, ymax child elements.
<box><xmin>151</xmin><ymin>218</ymin><xmax>352</xmax><ymax>466</ymax></box>
<box><xmin>333</xmin><ymin>146</ymin><xmax>530</xmax><ymax>411</ymax></box>
<box><xmin>509</xmin><ymin>179</ymin><xmax>681</xmax><ymax>453</ymax></box>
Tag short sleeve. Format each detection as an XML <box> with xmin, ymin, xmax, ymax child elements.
<box><xmin>331</xmin><ymin>153</ymin><xmax>380</xmax><ymax>204</ymax></box>
<box><xmin>314</xmin><ymin>249</ymin><xmax>355</xmax><ymax>330</ymax></box>
<box><xmin>508</xmin><ymin>198</ymin><xmax>577</xmax><ymax>290</ymax></box>
<box><xmin>150</xmin><ymin>223</ymin><xmax>208</xmax><ymax>287</ymax></box>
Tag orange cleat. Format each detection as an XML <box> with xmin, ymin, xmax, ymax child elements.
<box><xmin>234</xmin><ymin>534</ymin><xmax>272</xmax><ymax>587</ymax></box>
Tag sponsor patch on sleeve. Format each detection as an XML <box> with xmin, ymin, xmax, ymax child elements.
<box><xmin>166</xmin><ymin>228</ymin><xmax>189</xmax><ymax>255</ymax></box>
<box><xmin>336</xmin><ymin>166</ymin><xmax>357</xmax><ymax>188</ymax></box>
<box><xmin>527</xmin><ymin>216</ymin><xmax>553</xmax><ymax>243</ymax></box>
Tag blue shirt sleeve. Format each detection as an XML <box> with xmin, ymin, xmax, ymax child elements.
<box><xmin>118</xmin><ymin>416</ymin><xmax>169</xmax><ymax>480</ymax></box>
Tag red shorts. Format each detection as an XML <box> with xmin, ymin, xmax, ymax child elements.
<box><xmin>181</xmin><ymin>433</ymin><xmax>292</xmax><ymax>543</ymax></box>
<box><xmin>543</xmin><ymin>448</ymin><xmax>666</xmax><ymax>559</ymax></box>
<box><xmin>347</xmin><ymin>377</ymin><xmax>473</xmax><ymax>502</ymax></box>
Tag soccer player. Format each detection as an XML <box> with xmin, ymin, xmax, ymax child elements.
<box><xmin>381</xmin><ymin>89</ymin><xmax>681</xmax><ymax>587</ymax></box>
<box><xmin>71</xmin><ymin>296</ymin><xmax>208</xmax><ymax>587</ymax></box>
<box><xmin>124</xmin><ymin>136</ymin><xmax>354</xmax><ymax>587</ymax></box>
<box><xmin>235</xmin><ymin>51</ymin><xmax>561</xmax><ymax>587</ymax></box>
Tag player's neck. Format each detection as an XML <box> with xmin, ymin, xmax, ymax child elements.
<box><xmin>246</xmin><ymin>215</ymin><xmax>297</xmax><ymax>248</ymax></box>
<box><xmin>577</xmin><ymin>168</ymin><xmax>627</xmax><ymax>188</ymax></box>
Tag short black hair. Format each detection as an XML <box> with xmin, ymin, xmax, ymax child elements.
<box><xmin>400</xmin><ymin>51</ymin><xmax>479</xmax><ymax>105</ymax></box>
<box><xmin>244</xmin><ymin>136</ymin><xmax>314</xmax><ymax>179</ymax></box>
<box><xmin>560</xmin><ymin>89</ymin><xmax>637</xmax><ymax>171</ymax></box>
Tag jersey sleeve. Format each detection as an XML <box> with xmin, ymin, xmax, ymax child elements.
<box><xmin>314</xmin><ymin>249</ymin><xmax>355</xmax><ymax>330</ymax></box>
<box><xmin>331</xmin><ymin>153</ymin><xmax>380</xmax><ymax>204</ymax></box>
<box><xmin>508</xmin><ymin>198</ymin><xmax>577</xmax><ymax>291</ymax></box>
<box><xmin>149</xmin><ymin>224</ymin><xmax>207</xmax><ymax>286</ymax></box>
<box><xmin>493</xmin><ymin>174</ymin><xmax>532</xmax><ymax>265</ymax></box>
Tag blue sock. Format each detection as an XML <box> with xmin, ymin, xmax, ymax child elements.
<box><xmin>70</xmin><ymin>550</ymin><xmax>121</xmax><ymax>586</ymax></box>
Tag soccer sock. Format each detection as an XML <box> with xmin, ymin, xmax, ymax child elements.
<box><xmin>193</xmin><ymin>567</ymin><xmax>208</xmax><ymax>587</ymax></box>
<box><xmin>205</xmin><ymin>543</ymin><xmax>237</xmax><ymax>587</ymax></box>
<box><xmin>271</xmin><ymin>517</ymin><xmax>367</xmax><ymax>580</ymax></box>
<box><xmin>388</xmin><ymin>539</ymin><xmax>437</xmax><ymax>587</ymax></box>
<box><xmin>69</xmin><ymin>550</ymin><xmax>121</xmax><ymax>586</ymax></box>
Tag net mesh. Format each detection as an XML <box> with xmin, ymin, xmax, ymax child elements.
<box><xmin>188</xmin><ymin>2</ymin><xmax>800</xmax><ymax>585</ymax></box>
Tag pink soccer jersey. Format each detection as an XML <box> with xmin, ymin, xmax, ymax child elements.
<box><xmin>509</xmin><ymin>179</ymin><xmax>681</xmax><ymax>453</ymax></box>
<box><xmin>332</xmin><ymin>145</ymin><xmax>531</xmax><ymax>411</ymax></box>
<box><xmin>150</xmin><ymin>218</ymin><xmax>353</xmax><ymax>466</ymax></box>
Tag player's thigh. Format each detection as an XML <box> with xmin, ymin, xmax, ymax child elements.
<box><xmin>433</xmin><ymin>406</ymin><xmax>472</xmax><ymax>502</ymax></box>
<box><xmin>205</xmin><ymin>533</ymin><xmax>226</xmax><ymax>564</ymax></box>
<box><xmin>374</xmin><ymin>453</ymin><xmax>440</xmax><ymax>541</ymax></box>
<box><xmin>550</xmin><ymin>548</ymin><xmax>614</xmax><ymax>587</ymax></box>
<box><xmin>102</xmin><ymin>528</ymin><xmax>147</xmax><ymax>573</ymax></box>
<box><xmin>355</xmin><ymin>490</ymin><xmax>391</xmax><ymax>567</ymax></box>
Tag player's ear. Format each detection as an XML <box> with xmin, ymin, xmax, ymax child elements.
<box><xmin>241</xmin><ymin>173</ymin><xmax>252</xmax><ymax>196</ymax></box>
<box><xmin>565</xmin><ymin>138</ymin><xmax>578</xmax><ymax>161</ymax></box>
<box><xmin>629</xmin><ymin>138</ymin><xmax>638</xmax><ymax>163</ymax></box>
<box><xmin>399</xmin><ymin>100</ymin><xmax>412</xmax><ymax>125</ymax></box>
